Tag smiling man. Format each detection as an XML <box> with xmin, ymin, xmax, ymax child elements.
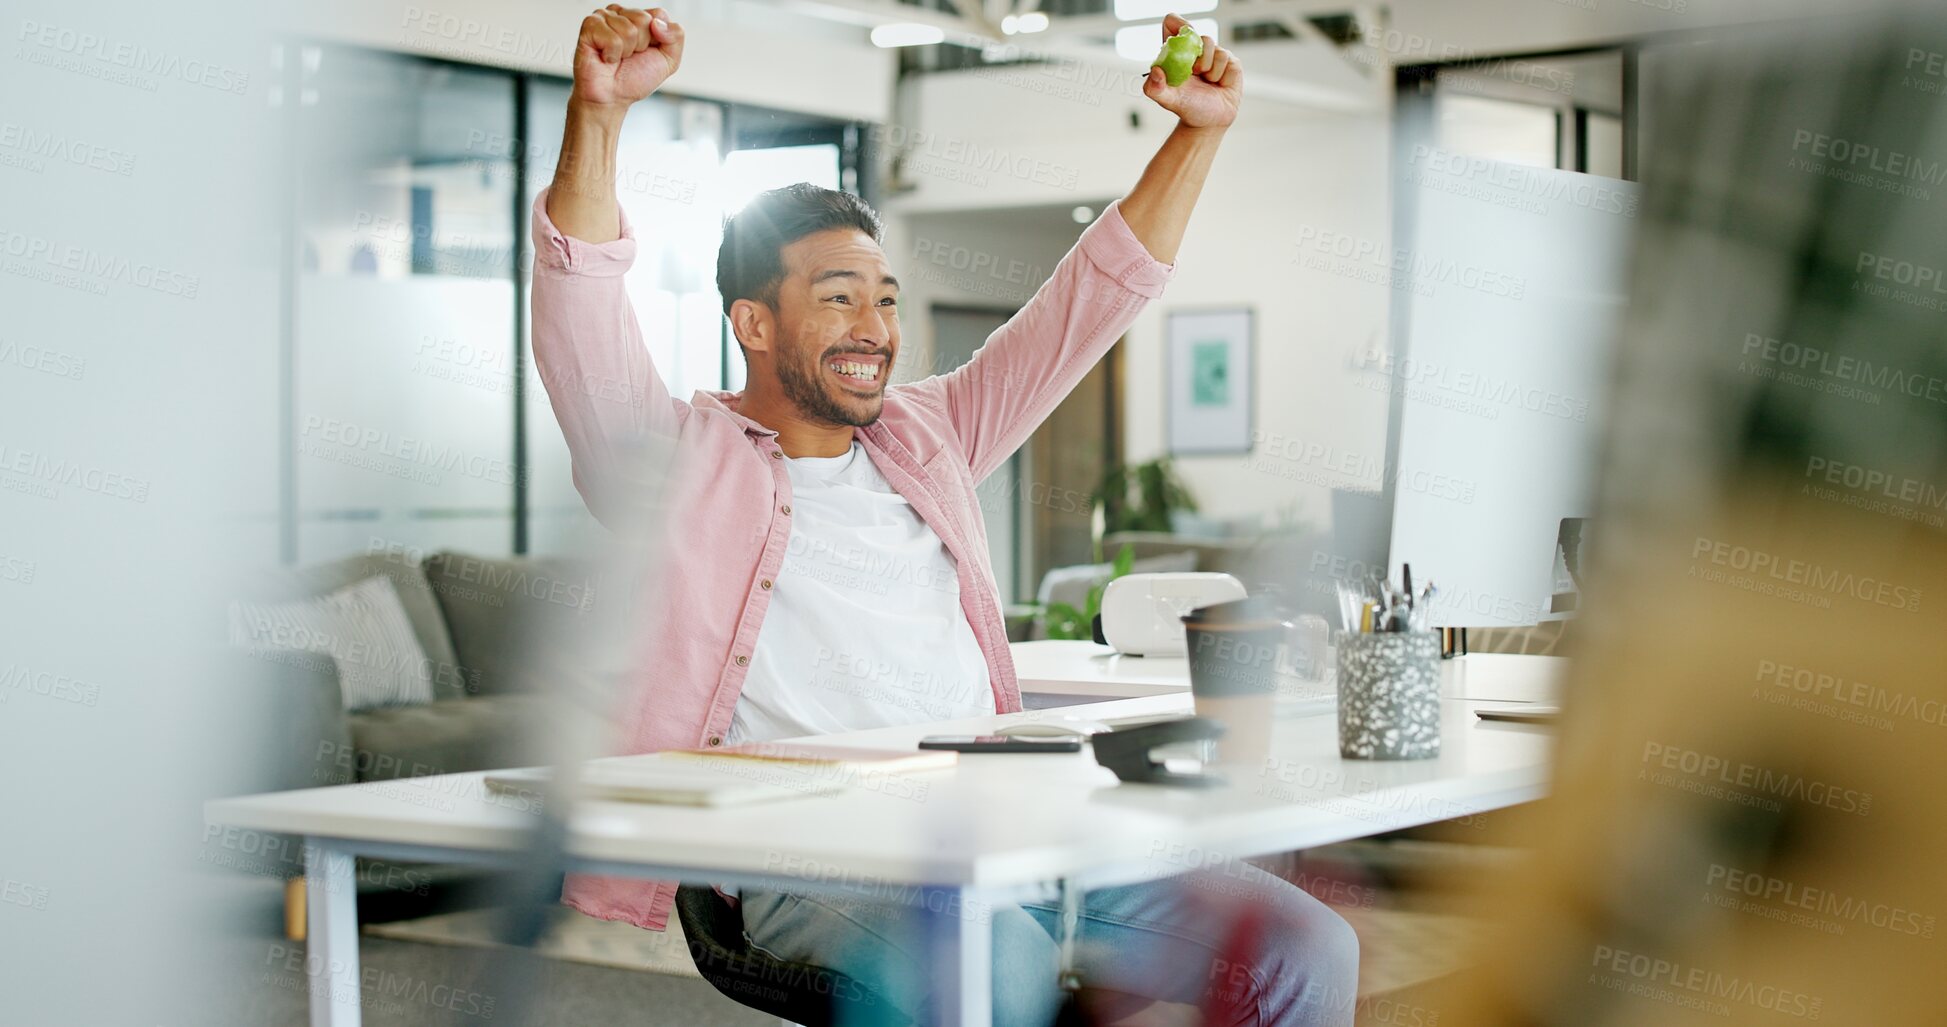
<box><xmin>531</xmin><ymin>5</ymin><xmax>1356</xmax><ymax>1023</ymax></box>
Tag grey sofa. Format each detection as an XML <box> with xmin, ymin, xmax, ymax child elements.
<box><xmin>215</xmin><ymin>547</ymin><xmax>604</xmax><ymax>924</ymax></box>
<box><xmin>253</xmin><ymin>547</ymin><xmax>582</xmax><ymax>788</ymax></box>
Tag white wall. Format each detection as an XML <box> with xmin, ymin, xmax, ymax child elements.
<box><xmin>885</xmin><ymin>61</ymin><xmax>1397</xmax><ymax>533</ymax></box>
<box><xmin>1121</xmin><ymin>114</ymin><xmax>1395</xmax><ymax>533</ymax></box>
<box><xmin>884</xmin><ymin>208</ymin><xmax>1091</xmax><ymax>384</ymax></box>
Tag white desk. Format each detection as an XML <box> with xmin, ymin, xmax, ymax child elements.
<box><xmin>1012</xmin><ymin>641</ymin><xmax>1566</xmax><ymax>705</ymax></box>
<box><xmin>207</xmin><ymin>669</ymin><xmax>1557</xmax><ymax>1027</ymax></box>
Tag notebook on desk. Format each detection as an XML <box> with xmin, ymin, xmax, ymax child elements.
<box><xmin>485</xmin><ymin>745</ymin><xmax>958</xmax><ymax>808</ymax></box>
<box><xmin>665</xmin><ymin>742</ymin><xmax>958</xmax><ymax>775</ymax></box>
<box><xmin>484</xmin><ymin>755</ymin><xmax>849</xmax><ymax>808</ymax></box>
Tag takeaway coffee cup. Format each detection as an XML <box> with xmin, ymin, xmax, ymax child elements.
<box><xmin>1182</xmin><ymin>597</ymin><xmax>1289</xmax><ymax>769</ymax></box>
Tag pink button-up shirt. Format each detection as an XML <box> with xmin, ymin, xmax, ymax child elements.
<box><xmin>529</xmin><ymin>187</ymin><xmax>1175</xmax><ymax>930</ymax></box>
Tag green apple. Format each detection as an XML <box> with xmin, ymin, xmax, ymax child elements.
<box><xmin>1151</xmin><ymin>25</ymin><xmax>1203</xmax><ymax>87</ymax></box>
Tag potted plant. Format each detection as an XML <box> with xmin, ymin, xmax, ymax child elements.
<box><xmin>1092</xmin><ymin>457</ymin><xmax>1197</xmax><ymax>537</ymax></box>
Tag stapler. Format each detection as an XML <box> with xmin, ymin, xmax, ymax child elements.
<box><xmin>1090</xmin><ymin>716</ymin><xmax>1227</xmax><ymax>787</ymax></box>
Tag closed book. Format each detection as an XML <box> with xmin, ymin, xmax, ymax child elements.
<box><xmin>483</xmin><ymin>756</ymin><xmax>846</xmax><ymax>808</ymax></box>
<box><xmin>667</xmin><ymin>742</ymin><xmax>958</xmax><ymax>775</ymax></box>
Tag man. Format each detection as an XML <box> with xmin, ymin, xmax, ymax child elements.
<box><xmin>531</xmin><ymin>6</ymin><xmax>1358</xmax><ymax>1022</ymax></box>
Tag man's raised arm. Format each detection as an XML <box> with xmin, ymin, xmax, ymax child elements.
<box><xmin>1115</xmin><ymin>12</ymin><xmax>1241</xmax><ymax>263</ymax></box>
<box><xmin>546</xmin><ymin>6</ymin><xmax>683</xmax><ymax>240</ymax></box>
<box><xmin>530</xmin><ymin>6</ymin><xmax>688</xmax><ymax>524</ymax></box>
<box><xmin>901</xmin><ymin>12</ymin><xmax>1240</xmax><ymax>483</ymax></box>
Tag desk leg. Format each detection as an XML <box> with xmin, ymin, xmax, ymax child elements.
<box><xmin>305</xmin><ymin>840</ymin><xmax>362</xmax><ymax>1027</ymax></box>
<box><xmin>926</xmin><ymin>886</ymin><xmax>992</xmax><ymax>1026</ymax></box>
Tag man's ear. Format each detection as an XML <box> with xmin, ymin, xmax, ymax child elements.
<box><xmin>729</xmin><ymin>298</ymin><xmax>774</xmax><ymax>356</ymax></box>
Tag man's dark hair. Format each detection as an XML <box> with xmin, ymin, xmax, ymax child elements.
<box><xmin>716</xmin><ymin>182</ymin><xmax>884</xmax><ymax>323</ymax></box>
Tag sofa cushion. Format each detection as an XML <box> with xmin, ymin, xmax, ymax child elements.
<box><xmin>422</xmin><ymin>551</ymin><xmax>603</xmax><ymax>697</ymax></box>
<box><xmin>280</xmin><ymin>549</ymin><xmax>469</xmax><ymax>701</ymax></box>
<box><xmin>230</xmin><ymin>575</ymin><xmax>435</xmax><ymax>711</ymax></box>
<box><xmin>346</xmin><ymin>694</ymin><xmax>553</xmax><ymax>781</ymax></box>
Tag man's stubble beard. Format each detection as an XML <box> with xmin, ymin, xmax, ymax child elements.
<box><xmin>773</xmin><ymin>331</ymin><xmax>887</xmax><ymax>429</ymax></box>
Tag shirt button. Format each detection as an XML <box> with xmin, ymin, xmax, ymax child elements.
<box><xmin>760</xmin><ymin>579</ymin><xmax>773</xmax><ymax>590</ymax></box>
<box><xmin>781</xmin><ymin>504</ymin><xmax>792</xmax><ymax>515</ymax></box>
<box><xmin>735</xmin><ymin>654</ymin><xmax>749</xmax><ymax>666</ymax></box>
<box><xmin>770</xmin><ymin>450</ymin><xmax>783</xmax><ymax>460</ymax></box>
<box><xmin>708</xmin><ymin>735</ymin><xmax>723</xmax><ymax>747</ymax></box>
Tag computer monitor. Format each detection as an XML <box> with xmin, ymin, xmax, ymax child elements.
<box><xmin>1382</xmin><ymin>154</ymin><xmax>1640</xmax><ymax>628</ymax></box>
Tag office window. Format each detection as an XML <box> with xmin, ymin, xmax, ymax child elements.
<box><xmin>1435</xmin><ymin>93</ymin><xmax>1560</xmax><ymax>170</ymax></box>
<box><xmin>723</xmin><ymin>144</ymin><xmax>843</xmax><ymax>213</ymax></box>
<box><xmin>1419</xmin><ymin>50</ymin><xmax>1628</xmax><ymax>178</ymax></box>
<box><xmin>1585</xmin><ymin>111</ymin><xmax>1625</xmax><ymax>179</ymax></box>
<box><xmin>716</xmin><ymin>142</ymin><xmax>843</xmax><ymax>393</ymax></box>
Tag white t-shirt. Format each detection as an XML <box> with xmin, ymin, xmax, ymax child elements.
<box><xmin>725</xmin><ymin>441</ymin><xmax>995</xmax><ymax>745</ymax></box>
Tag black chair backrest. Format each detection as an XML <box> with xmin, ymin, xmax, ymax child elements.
<box><xmin>673</xmin><ymin>885</ymin><xmax>909</xmax><ymax>1027</ymax></box>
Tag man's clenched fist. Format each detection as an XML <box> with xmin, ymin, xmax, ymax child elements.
<box><xmin>572</xmin><ymin>5</ymin><xmax>685</xmax><ymax>109</ymax></box>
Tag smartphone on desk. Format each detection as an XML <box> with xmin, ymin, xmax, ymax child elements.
<box><xmin>918</xmin><ymin>735</ymin><xmax>1083</xmax><ymax>754</ymax></box>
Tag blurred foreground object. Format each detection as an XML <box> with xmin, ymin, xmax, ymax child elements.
<box><xmin>1428</xmin><ymin>6</ymin><xmax>1947</xmax><ymax>1025</ymax></box>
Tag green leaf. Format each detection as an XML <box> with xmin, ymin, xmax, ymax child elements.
<box><xmin>1110</xmin><ymin>543</ymin><xmax>1136</xmax><ymax>578</ymax></box>
<box><xmin>1042</xmin><ymin>601</ymin><xmax>1088</xmax><ymax>641</ymax></box>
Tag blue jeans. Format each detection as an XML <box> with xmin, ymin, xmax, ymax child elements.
<box><xmin>738</xmin><ymin>858</ymin><xmax>1359</xmax><ymax>1026</ymax></box>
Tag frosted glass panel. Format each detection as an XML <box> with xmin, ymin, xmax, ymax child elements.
<box><xmin>294</xmin><ymin>49</ymin><xmax>516</xmax><ymax>563</ymax></box>
<box><xmin>296</xmin><ymin>275</ymin><xmax>517</xmax><ymax>560</ymax></box>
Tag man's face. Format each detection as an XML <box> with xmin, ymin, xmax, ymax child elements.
<box><xmin>763</xmin><ymin>228</ymin><xmax>900</xmax><ymax>427</ymax></box>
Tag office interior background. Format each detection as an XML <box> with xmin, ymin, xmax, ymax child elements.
<box><xmin>5</xmin><ymin>0</ymin><xmax>1947</xmax><ymax>1023</ymax></box>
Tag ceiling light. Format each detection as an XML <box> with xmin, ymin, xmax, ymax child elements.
<box><xmin>871</xmin><ymin>23</ymin><xmax>946</xmax><ymax>47</ymax></box>
<box><xmin>1115</xmin><ymin>19</ymin><xmax>1217</xmax><ymax>63</ymax></box>
<box><xmin>1114</xmin><ymin>0</ymin><xmax>1217</xmax><ymax>21</ymax></box>
<box><xmin>1072</xmin><ymin>206</ymin><xmax>1096</xmax><ymax>224</ymax></box>
<box><xmin>1016</xmin><ymin>12</ymin><xmax>1049</xmax><ymax>33</ymax></box>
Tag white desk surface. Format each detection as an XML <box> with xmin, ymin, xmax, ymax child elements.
<box><xmin>1012</xmin><ymin>641</ymin><xmax>1566</xmax><ymax>705</ymax></box>
<box><xmin>206</xmin><ymin>675</ymin><xmax>1556</xmax><ymax>894</ymax></box>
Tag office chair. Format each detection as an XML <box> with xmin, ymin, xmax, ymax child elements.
<box><xmin>673</xmin><ymin>885</ymin><xmax>909</xmax><ymax>1027</ymax></box>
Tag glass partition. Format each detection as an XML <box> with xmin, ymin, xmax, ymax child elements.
<box><xmin>291</xmin><ymin>49</ymin><xmax>518</xmax><ymax>563</ymax></box>
<box><xmin>280</xmin><ymin>46</ymin><xmax>851</xmax><ymax>562</ymax></box>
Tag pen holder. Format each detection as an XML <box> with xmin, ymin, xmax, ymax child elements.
<box><xmin>1336</xmin><ymin>630</ymin><xmax>1441</xmax><ymax>760</ymax></box>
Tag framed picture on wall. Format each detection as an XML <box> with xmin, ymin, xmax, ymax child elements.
<box><xmin>1165</xmin><ymin>307</ymin><xmax>1254</xmax><ymax>455</ymax></box>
